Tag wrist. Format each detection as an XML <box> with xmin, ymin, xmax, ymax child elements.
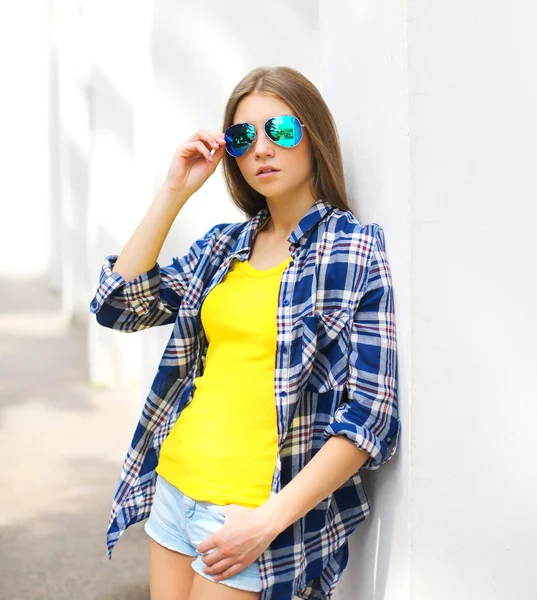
<box><xmin>255</xmin><ymin>497</ymin><xmax>287</xmax><ymax>538</ymax></box>
<box><xmin>157</xmin><ymin>184</ymin><xmax>190</xmax><ymax>208</ymax></box>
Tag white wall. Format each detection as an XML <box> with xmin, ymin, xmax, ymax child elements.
<box><xmin>0</xmin><ymin>1</ymin><xmax>51</xmax><ymax>279</ymax></box>
<box><xmin>321</xmin><ymin>2</ymin><xmax>537</xmax><ymax>599</ymax></box>
<box><xmin>84</xmin><ymin>0</ymin><xmax>156</xmax><ymax>390</ymax></box>
<box><xmin>407</xmin><ymin>3</ymin><xmax>537</xmax><ymax>598</ymax></box>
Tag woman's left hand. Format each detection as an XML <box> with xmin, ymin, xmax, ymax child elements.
<box><xmin>196</xmin><ymin>503</ymin><xmax>278</xmax><ymax>582</ymax></box>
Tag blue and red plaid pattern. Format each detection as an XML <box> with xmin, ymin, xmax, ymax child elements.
<box><xmin>89</xmin><ymin>198</ymin><xmax>401</xmax><ymax>600</ymax></box>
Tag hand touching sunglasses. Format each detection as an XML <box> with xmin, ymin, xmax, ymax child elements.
<box><xmin>224</xmin><ymin>114</ymin><xmax>306</xmax><ymax>157</ymax></box>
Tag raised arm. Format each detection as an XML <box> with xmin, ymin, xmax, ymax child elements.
<box><xmin>89</xmin><ymin>128</ymin><xmax>227</xmax><ymax>332</ymax></box>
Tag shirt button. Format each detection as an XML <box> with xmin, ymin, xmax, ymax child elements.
<box><xmin>280</xmin><ymin>391</ymin><xmax>287</xmax><ymax>397</ymax></box>
<box><xmin>283</xmin><ymin>299</ymin><xmax>289</xmax><ymax>306</ymax></box>
<box><xmin>90</xmin><ymin>299</ymin><xmax>98</xmax><ymax>309</ymax></box>
<box><xmin>282</xmin><ymin>345</ymin><xmax>287</xmax><ymax>353</ymax></box>
<box><xmin>289</xmin><ymin>261</ymin><xmax>294</xmax><ymax>267</ymax></box>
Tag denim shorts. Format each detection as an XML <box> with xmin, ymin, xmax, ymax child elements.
<box><xmin>144</xmin><ymin>472</ymin><xmax>262</xmax><ymax>593</ymax></box>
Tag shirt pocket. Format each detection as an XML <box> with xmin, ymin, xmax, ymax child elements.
<box><xmin>300</xmin><ymin>308</ymin><xmax>352</xmax><ymax>393</ymax></box>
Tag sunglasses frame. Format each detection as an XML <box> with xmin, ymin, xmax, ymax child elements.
<box><xmin>224</xmin><ymin>114</ymin><xmax>306</xmax><ymax>157</ymax></box>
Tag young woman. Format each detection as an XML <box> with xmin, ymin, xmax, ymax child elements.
<box><xmin>90</xmin><ymin>66</ymin><xmax>401</xmax><ymax>600</ymax></box>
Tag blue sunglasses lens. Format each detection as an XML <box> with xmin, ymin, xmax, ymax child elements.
<box><xmin>265</xmin><ymin>115</ymin><xmax>303</xmax><ymax>148</ymax></box>
<box><xmin>225</xmin><ymin>115</ymin><xmax>303</xmax><ymax>157</ymax></box>
<box><xmin>224</xmin><ymin>123</ymin><xmax>256</xmax><ymax>157</ymax></box>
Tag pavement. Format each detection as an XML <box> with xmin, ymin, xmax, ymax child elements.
<box><xmin>0</xmin><ymin>275</ymin><xmax>150</xmax><ymax>599</ymax></box>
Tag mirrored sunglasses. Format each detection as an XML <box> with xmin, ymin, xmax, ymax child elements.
<box><xmin>224</xmin><ymin>114</ymin><xmax>306</xmax><ymax>158</ymax></box>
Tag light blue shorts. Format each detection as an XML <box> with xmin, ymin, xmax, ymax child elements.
<box><xmin>144</xmin><ymin>472</ymin><xmax>262</xmax><ymax>593</ymax></box>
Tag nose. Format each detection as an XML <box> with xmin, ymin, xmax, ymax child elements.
<box><xmin>253</xmin><ymin>127</ymin><xmax>274</xmax><ymax>157</ymax></box>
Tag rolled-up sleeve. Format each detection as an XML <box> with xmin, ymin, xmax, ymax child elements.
<box><xmin>89</xmin><ymin>225</ymin><xmax>218</xmax><ymax>332</ymax></box>
<box><xmin>322</xmin><ymin>225</ymin><xmax>401</xmax><ymax>470</ymax></box>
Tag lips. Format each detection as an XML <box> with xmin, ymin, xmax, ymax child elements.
<box><xmin>256</xmin><ymin>166</ymin><xmax>280</xmax><ymax>176</ymax></box>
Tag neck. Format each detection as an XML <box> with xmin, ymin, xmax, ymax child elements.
<box><xmin>263</xmin><ymin>194</ymin><xmax>317</xmax><ymax>241</ymax></box>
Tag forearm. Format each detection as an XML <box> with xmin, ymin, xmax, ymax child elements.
<box><xmin>257</xmin><ymin>436</ymin><xmax>370</xmax><ymax>536</ymax></box>
<box><xmin>112</xmin><ymin>185</ymin><xmax>189</xmax><ymax>282</ymax></box>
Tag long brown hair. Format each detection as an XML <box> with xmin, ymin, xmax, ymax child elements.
<box><xmin>221</xmin><ymin>66</ymin><xmax>357</xmax><ymax>220</ymax></box>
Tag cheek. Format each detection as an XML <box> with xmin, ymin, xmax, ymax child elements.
<box><xmin>235</xmin><ymin>159</ymin><xmax>250</xmax><ymax>180</ymax></box>
<box><xmin>237</xmin><ymin>159</ymin><xmax>261</xmax><ymax>188</ymax></box>
<box><xmin>291</xmin><ymin>150</ymin><xmax>314</xmax><ymax>178</ymax></box>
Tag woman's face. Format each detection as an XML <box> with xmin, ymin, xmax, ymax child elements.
<box><xmin>231</xmin><ymin>92</ymin><xmax>314</xmax><ymax>202</ymax></box>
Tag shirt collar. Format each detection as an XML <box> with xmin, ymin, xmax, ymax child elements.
<box><xmin>231</xmin><ymin>197</ymin><xmax>335</xmax><ymax>259</ymax></box>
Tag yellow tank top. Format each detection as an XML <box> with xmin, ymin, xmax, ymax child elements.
<box><xmin>156</xmin><ymin>222</ymin><xmax>292</xmax><ymax>508</ymax></box>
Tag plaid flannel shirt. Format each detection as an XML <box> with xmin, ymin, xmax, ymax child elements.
<box><xmin>89</xmin><ymin>198</ymin><xmax>401</xmax><ymax>600</ymax></box>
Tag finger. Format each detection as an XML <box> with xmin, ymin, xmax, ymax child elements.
<box><xmin>206</xmin><ymin>132</ymin><xmax>226</xmax><ymax>158</ymax></box>
<box><xmin>181</xmin><ymin>140</ymin><xmax>213</xmax><ymax>161</ymax></box>
<box><xmin>203</xmin><ymin>557</ymin><xmax>236</xmax><ymax>576</ymax></box>
<box><xmin>206</xmin><ymin>143</ymin><xmax>226</xmax><ymax>165</ymax></box>
<box><xmin>193</xmin><ymin>128</ymin><xmax>223</xmax><ymax>152</ymax></box>
<box><xmin>201</xmin><ymin>548</ymin><xmax>224</xmax><ymax>567</ymax></box>
<box><xmin>213</xmin><ymin>564</ymin><xmax>244</xmax><ymax>581</ymax></box>
<box><xmin>197</xmin><ymin>538</ymin><xmax>217</xmax><ymax>556</ymax></box>
<box><xmin>211</xmin><ymin>130</ymin><xmax>227</xmax><ymax>145</ymax></box>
